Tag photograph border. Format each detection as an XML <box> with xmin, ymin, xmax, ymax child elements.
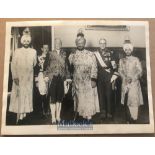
<box><xmin>1</xmin><ymin>20</ymin><xmax>154</xmax><ymax>135</ymax></box>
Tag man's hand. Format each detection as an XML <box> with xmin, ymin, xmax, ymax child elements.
<box><xmin>64</xmin><ymin>80</ymin><xmax>70</xmax><ymax>94</ymax></box>
<box><xmin>14</xmin><ymin>78</ymin><xmax>19</xmax><ymax>86</ymax></box>
<box><xmin>127</xmin><ymin>77</ymin><xmax>132</xmax><ymax>84</ymax></box>
<box><xmin>65</xmin><ymin>79</ymin><xmax>72</xmax><ymax>84</ymax></box>
<box><xmin>110</xmin><ymin>75</ymin><xmax>118</xmax><ymax>83</ymax></box>
<box><xmin>44</xmin><ymin>77</ymin><xmax>49</xmax><ymax>82</ymax></box>
<box><xmin>91</xmin><ymin>80</ymin><xmax>96</xmax><ymax>88</ymax></box>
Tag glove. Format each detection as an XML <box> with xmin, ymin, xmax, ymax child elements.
<box><xmin>65</xmin><ymin>79</ymin><xmax>72</xmax><ymax>84</ymax></box>
<box><xmin>64</xmin><ymin>80</ymin><xmax>70</xmax><ymax>94</ymax></box>
<box><xmin>110</xmin><ymin>75</ymin><xmax>118</xmax><ymax>83</ymax></box>
<box><xmin>91</xmin><ymin>80</ymin><xmax>97</xmax><ymax>88</ymax></box>
<box><xmin>44</xmin><ymin>77</ymin><xmax>49</xmax><ymax>82</ymax></box>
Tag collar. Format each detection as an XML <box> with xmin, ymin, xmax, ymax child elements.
<box><xmin>22</xmin><ymin>47</ymin><xmax>30</xmax><ymax>50</ymax></box>
<box><xmin>77</xmin><ymin>49</ymin><xmax>86</xmax><ymax>53</ymax></box>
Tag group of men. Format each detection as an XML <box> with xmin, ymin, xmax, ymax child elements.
<box><xmin>9</xmin><ymin>30</ymin><xmax>144</xmax><ymax>125</ymax></box>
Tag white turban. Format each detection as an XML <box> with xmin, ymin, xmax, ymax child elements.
<box><xmin>21</xmin><ymin>35</ymin><xmax>31</xmax><ymax>44</ymax></box>
<box><xmin>123</xmin><ymin>43</ymin><xmax>133</xmax><ymax>51</ymax></box>
<box><xmin>75</xmin><ymin>36</ymin><xmax>86</xmax><ymax>45</ymax></box>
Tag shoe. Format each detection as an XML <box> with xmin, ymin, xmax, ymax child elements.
<box><xmin>17</xmin><ymin>120</ymin><xmax>24</xmax><ymax>125</ymax></box>
<box><xmin>56</xmin><ymin>119</ymin><xmax>61</xmax><ymax>124</ymax></box>
<box><xmin>51</xmin><ymin>118</ymin><xmax>56</xmax><ymax>125</ymax></box>
<box><xmin>51</xmin><ymin>121</ymin><xmax>56</xmax><ymax>125</ymax></box>
<box><xmin>129</xmin><ymin>118</ymin><xmax>137</xmax><ymax>124</ymax></box>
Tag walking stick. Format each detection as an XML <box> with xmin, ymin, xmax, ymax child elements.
<box><xmin>73</xmin><ymin>93</ymin><xmax>78</xmax><ymax>121</ymax></box>
<box><xmin>16</xmin><ymin>86</ymin><xmax>20</xmax><ymax>124</ymax></box>
<box><xmin>124</xmin><ymin>91</ymin><xmax>129</xmax><ymax>122</ymax></box>
<box><xmin>112</xmin><ymin>80</ymin><xmax>117</xmax><ymax>118</ymax></box>
<box><xmin>74</xmin><ymin>106</ymin><xmax>78</xmax><ymax>121</ymax></box>
<box><xmin>72</xmin><ymin>83</ymin><xmax>78</xmax><ymax>121</ymax></box>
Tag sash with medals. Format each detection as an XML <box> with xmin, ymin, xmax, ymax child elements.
<box><xmin>94</xmin><ymin>51</ymin><xmax>112</xmax><ymax>73</ymax></box>
<box><xmin>94</xmin><ymin>51</ymin><xmax>107</xmax><ymax>67</ymax></box>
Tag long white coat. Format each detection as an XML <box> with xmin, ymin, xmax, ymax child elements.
<box><xmin>9</xmin><ymin>47</ymin><xmax>37</xmax><ymax>114</ymax></box>
<box><xmin>69</xmin><ymin>50</ymin><xmax>100</xmax><ymax>118</ymax></box>
<box><xmin>118</xmin><ymin>56</ymin><xmax>144</xmax><ymax>107</ymax></box>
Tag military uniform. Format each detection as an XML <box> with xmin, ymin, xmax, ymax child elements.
<box><xmin>95</xmin><ymin>48</ymin><xmax>118</xmax><ymax>118</ymax></box>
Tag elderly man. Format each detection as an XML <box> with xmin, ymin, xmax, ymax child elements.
<box><xmin>69</xmin><ymin>32</ymin><xmax>100</xmax><ymax>120</ymax></box>
<box><xmin>95</xmin><ymin>38</ymin><xmax>119</xmax><ymax>119</ymax></box>
<box><xmin>9</xmin><ymin>34</ymin><xmax>37</xmax><ymax>123</ymax></box>
<box><xmin>118</xmin><ymin>40</ymin><xmax>143</xmax><ymax>123</ymax></box>
<box><xmin>45</xmin><ymin>38</ymin><xmax>70</xmax><ymax>124</ymax></box>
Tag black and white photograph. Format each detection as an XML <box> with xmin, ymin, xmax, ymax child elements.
<box><xmin>1</xmin><ymin>20</ymin><xmax>154</xmax><ymax>135</ymax></box>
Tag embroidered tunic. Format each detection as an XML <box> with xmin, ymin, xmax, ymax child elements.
<box><xmin>69</xmin><ymin>49</ymin><xmax>100</xmax><ymax>118</ymax></box>
<box><xmin>45</xmin><ymin>50</ymin><xmax>69</xmax><ymax>81</ymax></box>
<box><xmin>118</xmin><ymin>56</ymin><xmax>144</xmax><ymax>107</ymax></box>
<box><xmin>45</xmin><ymin>50</ymin><xmax>69</xmax><ymax>103</ymax></box>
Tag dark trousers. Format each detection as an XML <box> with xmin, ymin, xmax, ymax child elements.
<box><xmin>97</xmin><ymin>72</ymin><xmax>115</xmax><ymax>117</ymax></box>
<box><xmin>49</xmin><ymin>75</ymin><xmax>64</xmax><ymax>103</ymax></box>
<box><xmin>40</xmin><ymin>94</ymin><xmax>49</xmax><ymax>114</ymax></box>
<box><xmin>33</xmin><ymin>86</ymin><xmax>49</xmax><ymax>115</ymax></box>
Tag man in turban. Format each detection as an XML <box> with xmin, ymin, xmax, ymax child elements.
<box><xmin>118</xmin><ymin>40</ymin><xmax>144</xmax><ymax>123</ymax></box>
<box><xmin>68</xmin><ymin>33</ymin><xmax>100</xmax><ymax>120</ymax></box>
<box><xmin>9</xmin><ymin>34</ymin><xmax>37</xmax><ymax>123</ymax></box>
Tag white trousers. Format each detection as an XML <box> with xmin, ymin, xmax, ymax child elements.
<box><xmin>128</xmin><ymin>106</ymin><xmax>138</xmax><ymax>120</ymax></box>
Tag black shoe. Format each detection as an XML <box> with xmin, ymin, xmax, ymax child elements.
<box><xmin>17</xmin><ymin>120</ymin><xmax>24</xmax><ymax>125</ymax></box>
<box><xmin>51</xmin><ymin>121</ymin><xmax>56</xmax><ymax>125</ymax></box>
<box><xmin>129</xmin><ymin>118</ymin><xmax>137</xmax><ymax>124</ymax></box>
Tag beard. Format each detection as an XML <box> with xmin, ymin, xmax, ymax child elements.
<box><xmin>77</xmin><ymin>46</ymin><xmax>84</xmax><ymax>51</ymax></box>
<box><xmin>126</xmin><ymin>52</ymin><xmax>132</xmax><ymax>56</ymax></box>
<box><xmin>23</xmin><ymin>44</ymin><xmax>29</xmax><ymax>48</ymax></box>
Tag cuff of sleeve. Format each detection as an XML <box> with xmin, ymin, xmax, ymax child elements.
<box><xmin>113</xmin><ymin>72</ymin><xmax>119</xmax><ymax>76</ymax></box>
<box><xmin>91</xmin><ymin>78</ymin><xmax>97</xmax><ymax>82</ymax></box>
